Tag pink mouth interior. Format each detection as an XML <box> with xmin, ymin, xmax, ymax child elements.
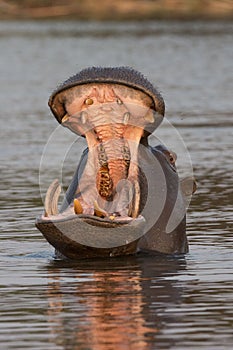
<box><xmin>45</xmin><ymin>84</ymin><xmax>157</xmax><ymax>221</ymax></box>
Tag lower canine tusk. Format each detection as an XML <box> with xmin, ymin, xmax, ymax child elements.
<box><xmin>44</xmin><ymin>179</ymin><xmax>61</xmax><ymax>216</ymax></box>
<box><xmin>74</xmin><ymin>198</ymin><xmax>83</xmax><ymax>214</ymax></box>
<box><xmin>94</xmin><ymin>201</ymin><xmax>107</xmax><ymax>218</ymax></box>
<box><xmin>128</xmin><ymin>180</ymin><xmax>140</xmax><ymax>218</ymax></box>
<box><xmin>62</xmin><ymin>114</ymin><xmax>69</xmax><ymax>123</ymax></box>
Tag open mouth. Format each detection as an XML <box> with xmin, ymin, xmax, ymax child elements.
<box><xmin>35</xmin><ymin>67</ymin><xmax>172</xmax><ymax>257</ymax></box>
<box><xmin>42</xmin><ymin>83</ymin><xmax>162</xmax><ymax>225</ymax></box>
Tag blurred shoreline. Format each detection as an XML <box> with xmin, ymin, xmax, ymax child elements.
<box><xmin>0</xmin><ymin>0</ymin><xmax>233</xmax><ymax>21</ymax></box>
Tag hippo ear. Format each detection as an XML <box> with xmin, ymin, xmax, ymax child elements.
<box><xmin>180</xmin><ymin>177</ymin><xmax>197</xmax><ymax>197</ymax></box>
<box><xmin>49</xmin><ymin>92</ymin><xmax>67</xmax><ymax>124</ymax></box>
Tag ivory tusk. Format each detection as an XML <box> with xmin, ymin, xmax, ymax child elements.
<box><xmin>94</xmin><ymin>201</ymin><xmax>107</xmax><ymax>218</ymax></box>
<box><xmin>74</xmin><ymin>198</ymin><xmax>83</xmax><ymax>214</ymax></box>
<box><xmin>128</xmin><ymin>180</ymin><xmax>140</xmax><ymax>218</ymax></box>
<box><xmin>44</xmin><ymin>179</ymin><xmax>61</xmax><ymax>216</ymax></box>
<box><xmin>62</xmin><ymin>114</ymin><xmax>69</xmax><ymax>123</ymax></box>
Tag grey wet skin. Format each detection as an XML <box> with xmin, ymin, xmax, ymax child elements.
<box><xmin>36</xmin><ymin>66</ymin><xmax>189</xmax><ymax>259</ymax></box>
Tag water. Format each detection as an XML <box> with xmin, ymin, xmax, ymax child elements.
<box><xmin>0</xmin><ymin>20</ymin><xmax>232</xmax><ymax>349</ymax></box>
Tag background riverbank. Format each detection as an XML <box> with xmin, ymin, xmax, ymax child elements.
<box><xmin>1</xmin><ymin>0</ymin><xmax>233</xmax><ymax>20</ymax></box>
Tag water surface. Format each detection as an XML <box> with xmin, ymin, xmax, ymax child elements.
<box><xmin>0</xmin><ymin>20</ymin><xmax>232</xmax><ymax>349</ymax></box>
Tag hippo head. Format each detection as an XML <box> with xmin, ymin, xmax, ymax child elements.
<box><xmin>36</xmin><ymin>67</ymin><xmax>190</xmax><ymax>259</ymax></box>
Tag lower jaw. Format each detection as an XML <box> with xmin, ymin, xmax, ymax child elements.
<box><xmin>37</xmin><ymin>173</ymin><xmax>145</xmax><ymax>258</ymax></box>
<box><xmin>37</xmin><ymin>127</ymin><xmax>145</xmax><ymax>258</ymax></box>
<box><xmin>35</xmin><ymin>212</ymin><xmax>146</xmax><ymax>259</ymax></box>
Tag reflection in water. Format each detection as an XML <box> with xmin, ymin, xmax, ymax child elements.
<box><xmin>46</xmin><ymin>255</ymin><xmax>186</xmax><ymax>349</ymax></box>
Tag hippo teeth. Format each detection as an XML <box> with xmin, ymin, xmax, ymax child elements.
<box><xmin>94</xmin><ymin>201</ymin><xmax>108</xmax><ymax>218</ymax></box>
<box><xmin>128</xmin><ymin>179</ymin><xmax>140</xmax><ymax>219</ymax></box>
<box><xmin>44</xmin><ymin>179</ymin><xmax>61</xmax><ymax>217</ymax></box>
<box><xmin>73</xmin><ymin>198</ymin><xmax>83</xmax><ymax>215</ymax></box>
<box><xmin>74</xmin><ymin>128</ymin><xmax>143</xmax><ymax>219</ymax></box>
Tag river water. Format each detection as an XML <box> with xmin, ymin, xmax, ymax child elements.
<box><xmin>0</xmin><ymin>20</ymin><xmax>232</xmax><ymax>349</ymax></box>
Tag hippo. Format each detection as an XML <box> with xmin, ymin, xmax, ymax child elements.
<box><xmin>36</xmin><ymin>67</ymin><xmax>196</xmax><ymax>259</ymax></box>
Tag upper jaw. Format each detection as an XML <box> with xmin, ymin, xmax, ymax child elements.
<box><xmin>37</xmin><ymin>177</ymin><xmax>146</xmax><ymax>252</ymax></box>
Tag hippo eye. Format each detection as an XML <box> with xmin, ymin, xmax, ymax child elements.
<box><xmin>116</xmin><ymin>98</ymin><xmax>123</xmax><ymax>105</ymax></box>
<box><xmin>162</xmin><ymin>150</ymin><xmax>177</xmax><ymax>167</ymax></box>
<box><xmin>169</xmin><ymin>152</ymin><xmax>177</xmax><ymax>164</ymax></box>
<box><xmin>85</xmin><ymin>98</ymin><xmax>94</xmax><ymax>105</ymax></box>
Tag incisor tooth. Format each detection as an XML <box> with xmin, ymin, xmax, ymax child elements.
<box><xmin>94</xmin><ymin>201</ymin><xmax>107</xmax><ymax>218</ymax></box>
<box><xmin>62</xmin><ymin>114</ymin><xmax>69</xmax><ymax>123</ymax></box>
<box><xmin>73</xmin><ymin>198</ymin><xmax>83</xmax><ymax>214</ymax></box>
